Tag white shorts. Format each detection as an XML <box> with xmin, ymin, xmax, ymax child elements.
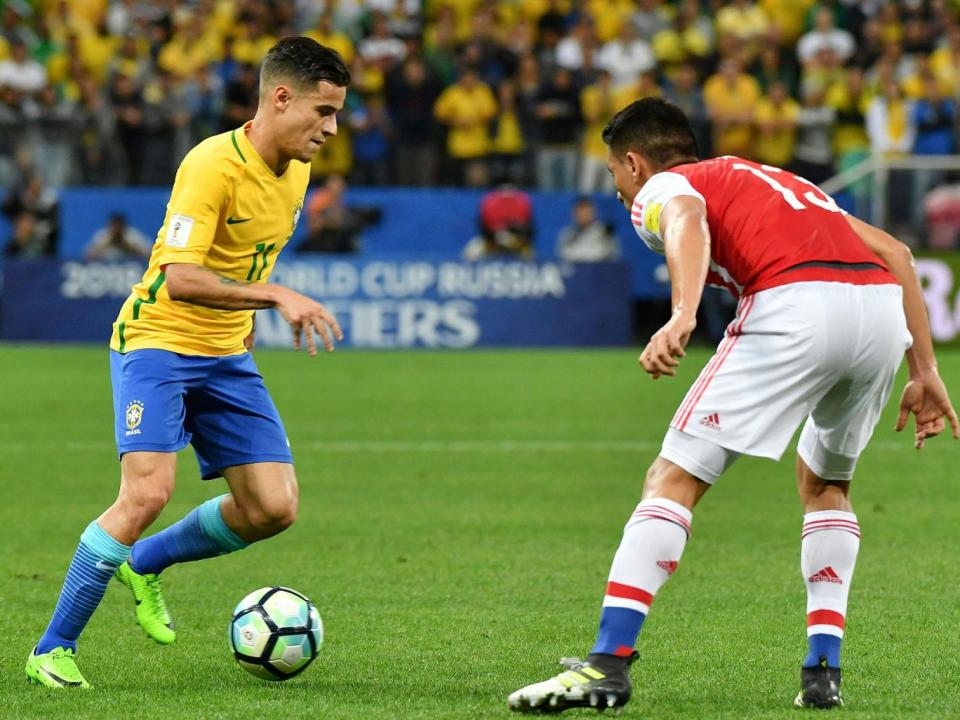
<box><xmin>660</xmin><ymin>281</ymin><xmax>912</xmax><ymax>483</ymax></box>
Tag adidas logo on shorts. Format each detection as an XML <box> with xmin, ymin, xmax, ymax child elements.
<box><xmin>698</xmin><ymin>413</ymin><xmax>721</xmax><ymax>431</ymax></box>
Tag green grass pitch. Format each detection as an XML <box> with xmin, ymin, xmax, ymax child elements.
<box><xmin>0</xmin><ymin>345</ymin><xmax>957</xmax><ymax>719</ymax></box>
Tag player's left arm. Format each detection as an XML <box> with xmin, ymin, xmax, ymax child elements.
<box><xmin>639</xmin><ymin>196</ymin><xmax>711</xmax><ymax>379</ymax></box>
<box><xmin>845</xmin><ymin>213</ymin><xmax>959</xmax><ymax>448</ymax></box>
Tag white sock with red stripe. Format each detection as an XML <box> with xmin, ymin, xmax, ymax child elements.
<box><xmin>590</xmin><ymin>498</ymin><xmax>692</xmax><ymax>657</ymax></box>
<box><xmin>801</xmin><ymin>510</ymin><xmax>860</xmax><ymax>668</ymax></box>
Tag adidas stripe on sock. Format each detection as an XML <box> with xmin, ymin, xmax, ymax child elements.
<box><xmin>591</xmin><ymin>498</ymin><xmax>692</xmax><ymax>657</ymax></box>
<box><xmin>801</xmin><ymin>510</ymin><xmax>860</xmax><ymax>668</ymax></box>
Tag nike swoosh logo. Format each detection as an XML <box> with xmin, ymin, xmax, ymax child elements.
<box><xmin>227</xmin><ymin>216</ymin><xmax>252</xmax><ymax>225</ymax></box>
<box><xmin>39</xmin><ymin>666</ymin><xmax>82</xmax><ymax>687</ymax></box>
<box><xmin>95</xmin><ymin>560</ymin><xmax>118</xmax><ymax>572</ymax></box>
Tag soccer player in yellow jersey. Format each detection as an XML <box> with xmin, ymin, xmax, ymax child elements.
<box><xmin>26</xmin><ymin>38</ymin><xmax>350</xmax><ymax>689</ymax></box>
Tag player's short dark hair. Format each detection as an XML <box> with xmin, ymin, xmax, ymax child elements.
<box><xmin>260</xmin><ymin>37</ymin><xmax>351</xmax><ymax>94</ymax></box>
<box><xmin>602</xmin><ymin>97</ymin><xmax>699</xmax><ymax>168</ymax></box>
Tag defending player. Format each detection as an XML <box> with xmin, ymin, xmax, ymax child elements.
<box><xmin>508</xmin><ymin>98</ymin><xmax>958</xmax><ymax>712</ymax></box>
<box><xmin>26</xmin><ymin>38</ymin><xmax>349</xmax><ymax>688</ymax></box>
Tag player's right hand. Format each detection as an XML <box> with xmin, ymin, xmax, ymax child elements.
<box><xmin>272</xmin><ymin>286</ymin><xmax>344</xmax><ymax>355</ymax></box>
<box><xmin>639</xmin><ymin>312</ymin><xmax>696</xmax><ymax>379</ymax></box>
<box><xmin>895</xmin><ymin>368</ymin><xmax>960</xmax><ymax>450</ymax></box>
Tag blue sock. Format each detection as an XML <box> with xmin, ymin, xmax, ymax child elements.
<box><xmin>591</xmin><ymin>607</ymin><xmax>647</xmax><ymax>657</ymax></box>
<box><xmin>129</xmin><ymin>495</ymin><xmax>249</xmax><ymax>575</ymax></box>
<box><xmin>804</xmin><ymin>634</ymin><xmax>842</xmax><ymax>668</ymax></box>
<box><xmin>36</xmin><ymin>522</ymin><xmax>131</xmax><ymax>653</ymax></box>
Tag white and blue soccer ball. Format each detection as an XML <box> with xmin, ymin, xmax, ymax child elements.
<box><xmin>230</xmin><ymin>586</ymin><xmax>323</xmax><ymax>681</ymax></box>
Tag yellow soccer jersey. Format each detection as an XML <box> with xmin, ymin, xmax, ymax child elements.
<box><xmin>110</xmin><ymin>122</ymin><xmax>309</xmax><ymax>356</ymax></box>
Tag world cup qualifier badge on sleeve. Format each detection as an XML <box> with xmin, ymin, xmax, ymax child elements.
<box><xmin>125</xmin><ymin>400</ymin><xmax>145</xmax><ymax>437</ymax></box>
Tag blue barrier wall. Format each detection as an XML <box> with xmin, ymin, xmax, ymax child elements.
<box><xmin>56</xmin><ymin>187</ymin><xmax>669</xmax><ymax>299</ymax></box>
<box><xmin>1</xmin><ymin>258</ymin><xmax>632</xmax><ymax>348</ymax></box>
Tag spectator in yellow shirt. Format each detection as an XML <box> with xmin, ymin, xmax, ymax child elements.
<box><xmin>433</xmin><ymin>0</ymin><xmax>484</xmax><ymax>44</ymax></box>
<box><xmin>108</xmin><ymin>35</ymin><xmax>151</xmax><ymax>87</ymax></box>
<box><xmin>585</xmin><ymin>0</ymin><xmax>632</xmax><ymax>43</ymax></box>
<box><xmin>579</xmin><ymin>69</ymin><xmax>618</xmax><ymax>192</ymax></box>
<box><xmin>754</xmin><ymin>80</ymin><xmax>800</xmax><ymax>166</ymax></box>
<box><xmin>826</xmin><ymin>67</ymin><xmax>871</xmax><ymax>159</ymax></box>
<box><xmin>232</xmin><ymin>18</ymin><xmax>277</xmax><ymax>67</ymax></box>
<box><xmin>652</xmin><ymin>0</ymin><xmax>713</xmax><ymax>68</ymax></box>
<box><xmin>79</xmin><ymin>18</ymin><xmax>120</xmax><ymax>82</ymax></box>
<box><xmin>424</xmin><ymin>5</ymin><xmax>457</xmax><ymax>51</ymax></box>
<box><xmin>865</xmin><ymin>79</ymin><xmax>915</xmax><ymax>157</ymax></box>
<box><xmin>703</xmin><ymin>56</ymin><xmax>760</xmax><ymax>156</ymax></box>
<box><xmin>489</xmin><ymin>80</ymin><xmax>527</xmax><ymax>185</ymax></box>
<box><xmin>799</xmin><ymin>45</ymin><xmax>846</xmax><ymax>100</ymax></box>
<box><xmin>825</xmin><ymin>67</ymin><xmax>871</xmax><ymax>215</ymax></box>
<box><xmin>901</xmin><ymin>56</ymin><xmax>937</xmax><ymax>101</ymax></box>
<box><xmin>305</xmin><ymin>12</ymin><xmax>355</xmax><ymax>66</ymax></box>
<box><xmin>349</xmin><ymin>55</ymin><xmax>385</xmax><ymax>99</ymax></box>
<box><xmin>612</xmin><ymin>71</ymin><xmax>662</xmax><ymax>113</ymax></box>
<box><xmin>49</xmin><ymin>0</ymin><xmax>106</xmax><ymax>27</ymax></box>
<box><xmin>158</xmin><ymin>18</ymin><xmax>220</xmax><ymax>80</ymax></box>
<box><xmin>434</xmin><ymin>65</ymin><xmax>498</xmax><ymax>186</ymax></box>
<box><xmin>876</xmin><ymin>3</ymin><xmax>903</xmax><ymax>45</ymax></box>
<box><xmin>46</xmin><ymin>0</ymin><xmax>91</xmax><ymax>45</ymax></box>
<box><xmin>759</xmin><ymin>0</ymin><xmax>815</xmax><ymax>46</ymax></box>
<box><xmin>865</xmin><ymin>79</ymin><xmax>915</xmax><ymax>228</ymax></box>
<box><xmin>930</xmin><ymin>26</ymin><xmax>960</xmax><ymax>99</ymax></box>
<box><xmin>715</xmin><ymin>0</ymin><xmax>771</xmax><ymax>57</ymax></box>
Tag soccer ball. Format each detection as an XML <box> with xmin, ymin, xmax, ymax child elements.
<box><xmin>230</xmin><ymin>586</ymin><xmax>323</xmax><ymax>681</ymax></box>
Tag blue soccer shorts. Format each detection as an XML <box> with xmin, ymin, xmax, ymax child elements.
<box><xmin>110</xmin><ymin>349</ymin><xmax>293</xmax><ymax>479</ymax></box>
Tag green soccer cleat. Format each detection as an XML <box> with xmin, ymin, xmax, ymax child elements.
<box><xmin>115</xmin><ymin>560</ymin><xmax>176</xmax><ymax>645</ymax></box>
<box><xmin>25</xmin><ymin>647</ymin><xmax>91</xmax><ymax>689</ymax></box>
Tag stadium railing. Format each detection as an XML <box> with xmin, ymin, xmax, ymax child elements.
<box><xmin>821</xmin><ymin>154</ymin><xmax>960</xmax><ymax>232</ymax></box>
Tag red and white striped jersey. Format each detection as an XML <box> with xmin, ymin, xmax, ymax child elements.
<box><xmin>630</xmin><ymin>156</ymin><xmax>898</xmax><ymax>298</ymax></box>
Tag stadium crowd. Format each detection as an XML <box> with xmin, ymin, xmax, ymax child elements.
<box><xmin>0</xmin><ymin>0</ymin><xmax>958</xmax><ymax>198</ymax></box>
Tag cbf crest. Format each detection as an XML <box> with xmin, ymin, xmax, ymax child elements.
<box><xmin>125</xmin><ymin>400</ymin><xmax>144</xmax><ymax>436</ymax></box>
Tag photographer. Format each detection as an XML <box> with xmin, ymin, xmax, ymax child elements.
<box><xmin>555</xmin><ymin>196</ymin><xmax>619</xmax><ymax>262</ymax></box>
<box><xmin>462</xmin><ymin>182</ymin><xmax>534</xmax><ymax>261</ymax></box>
<box><xmin>299</xmin><ymin>175</ymin><xmax>382</xmax><ymax>254</ymax></box>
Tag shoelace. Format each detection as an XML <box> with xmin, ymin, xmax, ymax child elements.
<box><xmin>555</xmin><ymin>657</ymin><xmax>604</xmax><ymax>686</ymax></box>
<box><xmin>143</xmin><ymin>575</ymin><xmax>171</xmax><ymax>621</ymax></box>
<box><xmin>49</xmin><ymin>648</ymin><xmax>84</xmax><ymax>682</ymax></box>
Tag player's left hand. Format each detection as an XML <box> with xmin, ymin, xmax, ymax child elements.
<box><xmin>640</xmin><ymin>312</ymin><xmax>696</xmax><ymax>379</ymax></box>
<box><xmin>243</xmin><ymin>329</ymin><xmax>255</xmax><ymax>353</ymax></box>
<box><xmin>895</xmin><ymin>368</ymin><xmax>960</xmax><ymax>449</ymax></box>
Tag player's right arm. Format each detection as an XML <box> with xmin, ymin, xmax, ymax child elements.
<box><xmin>639</xmin><ymin>195</ymin><xmax>710</xmax><ymax>379</ymax></box>
<box><xmin>845</xmin><ymin>214</ymin><xmax>959</xmax><ymax>448</ymax></box>
<box><xmin>165</xmin><ymin>264</ymin><xmax>342</xmax><ymax>354</ymax></box>
<box><xmin>155</xmin><ymin>150</ymin><xmax>342</xmax><ymax>355</ymax></box>
<box><xmin>631</xmin><ymin>173</ymin><xmax>710</xmax><ymax>380</ymax></box>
